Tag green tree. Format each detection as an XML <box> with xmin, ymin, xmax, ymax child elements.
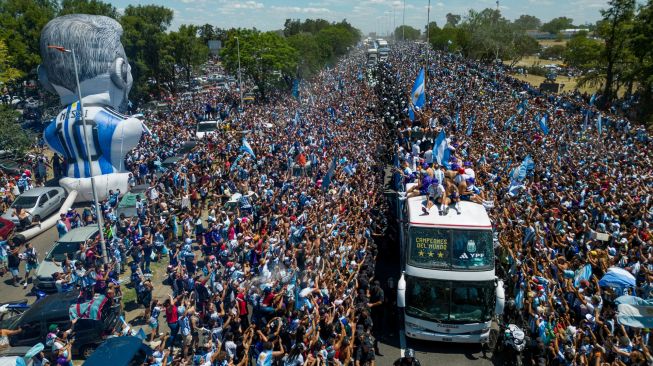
<box><xmin>540</xmin><ymin>44</ymin><xmax>566</xmax><ymax>60</ymax></box>
<box><xmin>630</xmin><ymin>0</ymin><xmax>653</xmax><ymax>119</ymax></box>
<box><xmin>0</xmin><ymin>105</ymin><xmax>31</xmax><ymax>154</ymax></box>
<box><xmin>169</xmin><ymin>24</ymin><xmax>209</xmax><ymax>88</ymax></box>
<box><xmin>459</xmin><ymin>8</ymin><xmax>511</xmax><ymax>62</ymax></box>
<box><xmin>424</xmin><ymin>21</ymin><xmax>439</xmax><ymax>40</ymax></box>
<box><xmin>221</xmin><ymin>30</ymin><xmax>297</xmax><ymax>99</ymax></box>
<box><xmin>430</xmin><ymin>26</ymin><xmax>466</xmax><ymax>51</ymax></box>
<box><xmin>287</xmin><ymin>33</ymin><xmax>321</xmax><ymax>78</ymax></box>
<box><xmin>540</xmin><ymin>16</ymin><xmax>574</xmax><ymax>34</ymax></box>
<box><xmin>120</xmin><ymin>5</ymin><xmax>174</xmax><ymax>101</ymax></box>
<box><xmin>394</xmin><ymin>25</ymin><xmax>420</xmax><ymax>41</ymax></box>
<box><xmin>563</xmin><ymin>33</ymin><xmax>604</xmax><ymax>69</ymax></box>
<box><xmin>283</xmin><ymin>19</ymin><xmax>302</xmax><ymax>37</ymax></box>
<box><xmin>505</xmin><ymin>34</ymin><xmax>541</xmax><ymax>67</ymax></box>
<box><xmin>198</xmin><ymin>23</ymin><xmax>216</xmax><ymax>45</ymax></box>
<box><xmin>445</xmin><ymin>13</ymin><xmax>461</xmax><ymax>27</ymax></box>
<box><xmin>0</xmin><ymin>39</ymin><xmax>23</xmax><ymax>85</ymax></box>
<box><xmin>59</xmin><ymin>0</ymin><xmax>118</xmax><ymax>19</ymax></box>
<box><xmin>597</xmin><ymin>0</ymin><xmax>636</xmax><ymax>103</ymax></box>
<box><xmin>512</xmin><ymin>14</ymin><xmax>541</xmax><ymax>30</ymax></box>
<box><xmin>0</xmin><ymin>0</ymin><xmax>58</xmax><ymax>76</ymax></box>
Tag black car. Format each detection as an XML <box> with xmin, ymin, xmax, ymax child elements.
<box><xmin>0</xmin><ymin>292</ymin><xmax>120</xmax><ymax>359</ymax></box>
<box><xmin>82</xmin><ymin>336</ymin><xmax>153</xmax><ymax>366</ymax></box>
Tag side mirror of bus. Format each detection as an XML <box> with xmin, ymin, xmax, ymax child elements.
<box><xmin>397</xmin><ymin>272</ymin><xmax>406</xmax><ymax>308</ymax></box>
<box><xmin>495</xmin><ymin>279</ymin><xmax>505</xmax><ymax>316</ymax></box>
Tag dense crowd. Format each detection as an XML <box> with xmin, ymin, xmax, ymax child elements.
<box><xmin>0</xmin><ymin>52</ymin><xmax>393</xmax><ymax>366</ymax></box>
<box><xmin>388</xmin><ymin>43</ymin><xmax>652</xmax><ymax>366</ymax></box>
<box><xmin>1</xmin><ymin>40</ymin><xmax>652</xmax><ymax>366</ymax></box>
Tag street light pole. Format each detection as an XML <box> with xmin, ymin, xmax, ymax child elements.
<box><xmin>235</xmin><ymin>37</ymin><xmax>243</xmax><ymax>108</ymax></box>
<box><xmin>402</xmin><ymin>0</ymin><xmax>406</xmax><ymax>41</ymax></box>
<box><xmin>48</xmin><ymin>45</ymin><xmax>108</xmax><ymax>265</ymax></box>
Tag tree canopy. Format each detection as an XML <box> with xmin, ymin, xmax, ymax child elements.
<box><xmin>540</xmin><ymin>16</ymin><xmax>575</xmax><ymax>34</ymax></box>
<box><xmin>394</xmin><ymin>25</ymin><xmax>420</xmax><ymax>41</ymax></box>
<box><xmin>512</xmin><ymin>14</ymin><xmax>541</xmax><ymax>31</ymax></box>
<box><xmin>221</xmin><ymin>30</ymin><xmax>297</xmax><ymax>99</ymax></box>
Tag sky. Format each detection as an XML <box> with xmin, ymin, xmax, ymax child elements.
<box><xmin>110</xmin><ymin>0</ymin><xmax>611</xmax><ymax>35</ymax></box>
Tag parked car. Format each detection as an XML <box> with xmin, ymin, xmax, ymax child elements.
<box><xmin>0</xmin><ymin>217</ymin><xmax>15</xmax><ymax>240</ymax></box>
<box><xmin>82</xmin><ymin>336</ymin><xmax>153</xmax><ymax>366</ymax></box>
<box><xmin>0</xmin><ymin>159</ymin><xmax>22</xmax><ymax>177</ymax></box>
<box><xmin>0</xmin><ymin>187</ymin><xmax>67</xmax><ymax>227</ymax></box>
<box><xmin>34</xmin><ymin>226</ymin><xmax>99</xmax><ymax>291</ymax></box>
<box><xmin>1</xmin><ymin>292</ymin><xmax>119</xmax><ymax>359</ymax></box>
<box><xmin>116</xmin><ymin>185</ymin><xmax>147</xmax><ymax>219</ymax></box>
<box><xmin>196</xmin><ymin>120</ymin><xmax>219</xmax><ymax>139</ymax></box>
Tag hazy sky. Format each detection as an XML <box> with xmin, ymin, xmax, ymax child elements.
<box><xmin>110</xmin><ymin>0</ymin><xmax>610</xmax><ymax>35</ymax></box>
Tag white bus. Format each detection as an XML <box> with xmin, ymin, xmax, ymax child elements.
<box><xmin>397</xmin><ymin>185</ymin><xmax>504</xmax><ymax>343</ymax></box>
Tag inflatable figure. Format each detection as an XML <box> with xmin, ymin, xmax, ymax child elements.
<box><xmin>38</xmin><ymin>14</ymin><xmax>143</xmax><ymax>202</ymax></box>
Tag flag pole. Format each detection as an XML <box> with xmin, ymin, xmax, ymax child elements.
<box><xmin>425</xmin><ymin>0</ymin><xmax>431</xmax><ymax>111</ymax></box>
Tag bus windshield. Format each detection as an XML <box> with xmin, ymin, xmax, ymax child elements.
<box><xmin>408</xmin><ymin>227</ymin><xmax>493</xmax><ymax>270</ymax></box>
<box><xmin>405</xmin><ymin>276</ymin><xmax>495</xmax><ymax>323</ymax></box>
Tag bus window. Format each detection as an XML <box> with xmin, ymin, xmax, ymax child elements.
<box><xmin>451</xmin><ymin>230</ymin><xmax>493</xmax><ymax>270</ymax></box>
<box><xmin>406</xmin><ymin>277</ymin><xmax>450</xmax><ymax>322</ymax></box>
<box><xmin>449</xmin><ymin>283</ymin><xmax>493</xmax><ymax>322</ymax></box>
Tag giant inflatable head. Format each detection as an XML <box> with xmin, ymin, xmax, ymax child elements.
<box><xmin>38</xmin><ymin>14</ymin><xmax>133</xmax><ymax>110</ymax></box>
<box><xmin>39</xmin><ymin>14</ymin><xmax>143</xmax><ymax>202</ymax></box>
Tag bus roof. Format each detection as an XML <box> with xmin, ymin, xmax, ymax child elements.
<box><xmin>406</xmin><ymin>197</ymin><xmax>492</xmax><ymax>229</ymax></box>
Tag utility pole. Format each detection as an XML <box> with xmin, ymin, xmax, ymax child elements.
<box><xmin>393</xmin><ymin>5</ymin><xmax>396</xmax><ymax>42</ymax></box>
<box><xmin>402</xmin><ymin>0</ymin><xmax>406</xmax><ymax>41</ymax></box>
<box><xmin>426</xmin><ymin>0</ymin><xmax>431</xmax><ymax>87</ymax></box>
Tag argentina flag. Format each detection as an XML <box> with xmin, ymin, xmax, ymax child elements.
<box><xmin>411</xmin><ymin>68</ymin><xmax>425</xmax><ymax>109</ymax></box>
<box><xmin>539</xmin><ymin>114</ymin><xmax>549</xmax><ymax>135</ymax></box>
<box><xmin>434</xmin><ymin>129</ymin><xmax>450</xmax><ymax>169</ymax></box>
<box><xmin>240</xmin><ymin>138</ymin><xmax>256</xmax><ymax>158</ymax></box>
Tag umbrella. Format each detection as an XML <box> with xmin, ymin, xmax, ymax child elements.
<box><xmin>599</xmin><ymin>267</ymin><xmax>636</xmax><ymax>289</ymax></box>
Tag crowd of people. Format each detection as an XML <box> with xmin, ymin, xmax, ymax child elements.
<box><xmin>1</xmin><ymin>52</ymin><xmax>394</xmax><ymax>366</ymax></box>
<box><xmin>1</xmin><ymin>39</ymin><xmax>652</xmax><ymax>366</ymax></box>
<box><xmin>387</xmin><ymin>43</ymin><xmax>652</xmax><ymax>365</ymax></box>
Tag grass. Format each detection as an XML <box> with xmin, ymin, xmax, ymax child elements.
<box><xmin>510</xmin><ymin>73</ymin><xmax>598</xmax><ymax>94</ymax></box>
<box><xmin>539</xmin><ymin>39</ymin><xmax>567</xmax><ymax>47</ymax></box>
<box><xmin>120</xmin><ymin>259</ymin><xmax>167</xmax><ymax>309</ymax></box>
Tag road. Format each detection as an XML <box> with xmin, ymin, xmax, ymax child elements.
<box><xmin>1</xmin><ymin>220</ymin><xmax>58</xmax><ymax>301</ymax></box>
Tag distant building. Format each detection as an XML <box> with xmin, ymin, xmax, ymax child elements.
<box><xmin>526</xmin><ymin>30</ymin><xmax>555</xmax><ymax>40</ymax></box>
<box><xmin>208</xmin><ymin>40</ymin><xmax>222</xmax><ymax>56</ymax></box>
<box><xmin>560</xmin><ymin>28</ymin><xmax>587</xmax><ymax>37</ymax></box>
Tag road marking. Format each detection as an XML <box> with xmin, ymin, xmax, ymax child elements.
<box><xmin>399</xmin><ymin>328</ymin><xmax>406</xmax><ymax>357</ymax></box>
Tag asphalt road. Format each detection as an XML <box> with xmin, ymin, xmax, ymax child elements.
<box><xmin>1</xmin><ymin>219</ymin><xmax>58</xmax><ymax>301</ymax></box>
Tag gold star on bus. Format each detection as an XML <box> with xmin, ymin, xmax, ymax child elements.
<box><xmin>428</xmin><ymin>251</ymin><xmax>434</xmax><ymax>257</ymax></box>
<box><xmin>419</xmin><ymin>250</ymin><xmax>425</xmax><ymax>257</ymax></box>
<box><xmin>438</xmin><ymin>251</ymin><xmax>444</xmax><ymax>258</ymax></box>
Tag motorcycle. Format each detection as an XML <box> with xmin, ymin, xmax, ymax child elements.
<box><xmin>494</xmin><ymin>323</ymin><xmax>527</xmax><ymax>366</ymax></box>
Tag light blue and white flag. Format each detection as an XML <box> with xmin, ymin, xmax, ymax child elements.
<box><xmin>322</xmin><ymin>157</ymin><xmax>337</xmax><ymax>190</ymax></box>
<box><xmin>517</xmin><ymin>100</ymin><xmax>527</xmax><ymax>115</ymax></box>
<box><xmin>240</xmin><ymin>138</ymin><xmax>255</xmax><ymax>158</ymax></box>
<box><xmin>466</xmin><ymin>115</ymin><xmax>474</xmax><ymax>136</ymax></box>
<box><xmin>539</xmin><ymin>114</ymin><xmax>549</xmax><ymax>135</ymax></box>
<box><xmin>434</xmin><ymin>129</ymin><xmax>450</xmax><ymax>169</ymax></box>
<box><xmin>597</xmin><ymin>114</ymin><xmax>602</xmax><ymax>135</ymax></box>
<box><xmin>411</xmin><ymin>68</ymin><xmax>425</xmax><ymax>109</ymax></box>
<box><xmin>589</xmin><ymin>93</ymin><xmax>596</xmax><ymax>106</ymax></box>
<box><xmin>504</xmin><ymin>114</ymin><xmax>516</xmax><ymax>130</ymax></box>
